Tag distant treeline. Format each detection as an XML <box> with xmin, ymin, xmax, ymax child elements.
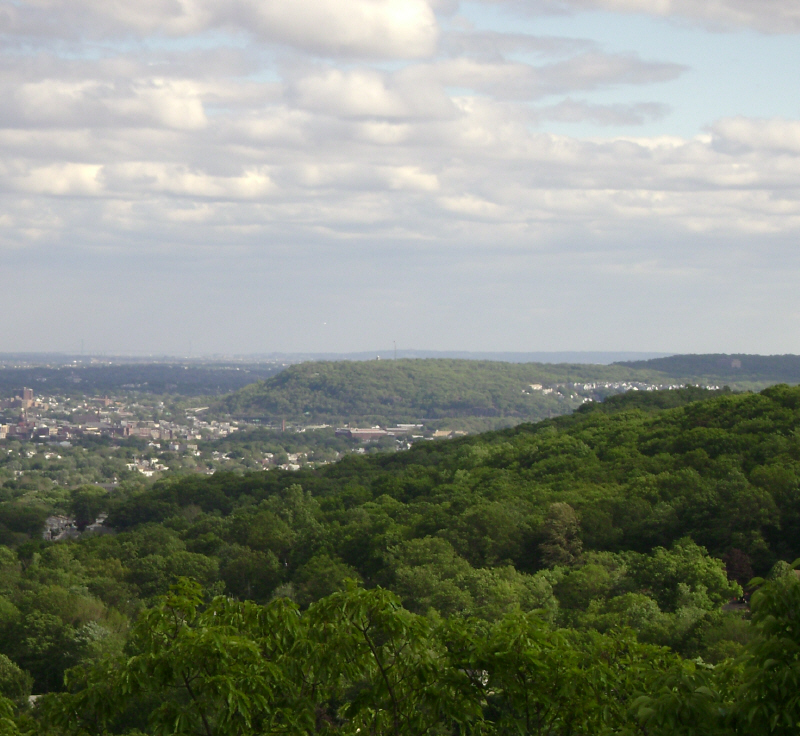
<box><xmin>617</xmin><ymin>353</ymin><xmax>800</xmax><ymax>383</ymax></box>
<box><xmin>219</xmin><ymin>358</ymin><xmax>666</xmax><ymax>427</ymax></box>
<box><xmin>0</xmin><ymin>363</ymin><xmax>283</xmax><ymax>397</ymax></box>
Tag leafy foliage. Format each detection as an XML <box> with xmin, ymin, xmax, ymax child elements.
<box><xmin>41</xmin><ymin>580</ymin><xmax>679</xmax><ymax>736</ymax></box>
<box><xmin>32</xmin><ymin>574</ymin><xmax>800</xmax><ymax>736</ymax></box>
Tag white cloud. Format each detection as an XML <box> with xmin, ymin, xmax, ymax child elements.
<box><xmin>712</xmin><ymin>117</ymin><xmax>800</xmax><ymax>154</ymax></box>
<box><xmin>492</xmin><ymin>0</ymin><xmax>800</xmax><ymax>34</ymax></box>
<box><xmin>9</xmin><ymin>162</ymin><xmax>103</xmax><ymax>195</ymax></box>
<box><xmin>355</xmin><ymin>121</ymin><xmax>413</xmax><ymax>145</ymax></box>
<box><xmin>105</xmin><ymin>80</ymin><xmax>208</xmax><ymax>130</ymax></box>
<box><xmin>3</xmin><ymin>97</ymin><xmax>800</xmax><ymax>244</ymax></box>
<box><xmin>292</xmin><ymin>68</ymin><xmax>425</xmax><ymax>119</ymax></box>
<box><xmin>442</xmin><ymin>30</ymin><xmax>595</xmax><ymax>60</ymax></box>
<box><xmin>104</xmin><ymin>162</ymin><xmax>276</xmax><ymax>198</ymax></box>
<box><xmin>283</xmin><ymin>48</ymin><xmax>681</xmax><ymax>124</ymax></box>
<box><xmin>289</xmin><ymin>66</ymin><xmax>456</xmax><ymax>119</ymax></box>
<box><xmin>586</xmin><ymin>0</ymin><xmax>800</xmax><ymax>33</ymax></box>
<box><xmin>534</xmin><ymin>99</ymin><xmax>669</xmax><ymax>125</ymax></box>
<box><xmin>239</xmin><ymin>0</ymin><xmax>439</xmax><ymax>58</ymax></box>
<box><xmin>382</xmin><ymin>165</ymin><xmax>440</xmax><ymax>191</ymax></box>
<box><xmin>3</xmin><ymin>0</ymin><xmax>439</xmax><ymax>57</ymax></box>
<box><xmin>1</xmin><ymin>76</ymin><xmax>209</xmax><ymax>130</ymax></box>
<box><xmin>427</xmin><ymin>52</ymin><xmax>682</xmax><ymax>100</ymax></box>
<box><xmin>438</xmin><ymin>193</ymin><xmax>509</xmax><ymax>219</ymax></box>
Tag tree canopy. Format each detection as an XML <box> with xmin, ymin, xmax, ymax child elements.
<box><xmin>2</xmin><ymin>385</ymin><xmax>800</xmax><ymax>733</ymax></box>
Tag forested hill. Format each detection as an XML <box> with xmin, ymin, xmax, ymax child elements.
<box><xmin>616</xmin><ymin>353</ymin><xmax>800</xmax><ymax>386</ymax></box>
<box><xmin>6</xmin><ymin>385</ymin><xmax>800</xmax><ymax>732</ymax></box>
<box><xmin>57</xmin><ymin>384</ymin><xmax>795</xmax><ymax>666</ymax></box>
<box><xmin>218</xmin><ymin>358</ymin><xmax>667</xmax><ymax>427</ymax></box>
<box><xmin>115</xmin><ymin>384</ymin><xmax>799</xmax><ymax>579</ymax></box>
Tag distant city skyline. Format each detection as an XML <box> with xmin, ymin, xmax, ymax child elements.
<box><xmin>1</xmin><ymin>1</ymin><xmax>799</xmax><ymax>354</ymax></box>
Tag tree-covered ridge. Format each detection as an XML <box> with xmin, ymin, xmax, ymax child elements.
<box><xmin>0</xmin><ymin>363</ymin><xmax>283</xmax><ymax>398</ymax></box>
<box><xmin>617</xmin><ymin>353</ymin><xmax>800</xmax><ymax>386</ymax></box>
<box><xmin>219</xmin><ymin>358</ymin><xmax>669</xmax><ymax>427</ymax></box>
<box><xmin>125</xmin><ymin>384</ymin><xmax>800</xmax><ymax>571</ymax></box>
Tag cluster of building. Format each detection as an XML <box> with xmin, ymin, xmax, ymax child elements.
<box><xmin>523</xmin><ymin>380</ymin><xmax>698</xmax><ymax>396</ymax></box>
<box><xmin>335</xmin><ymin>425</ymin><xmax>468</xmax><ymax>441</ymax></box>
<box><xmin>1</xmin><ymin>381</ymin><xmax>719</xmax><ymax>452</ymax></box>
<box><xmin>571</xmin><ymin>381</ymin><xmax>709</xmax><ymax>392</ymax></box>
<box><xmin>125</xmin><ymin>458</ymin><xmax>170</xmax><ymax>477</ymax></box>
<box><xmin>0</xmin><ymin>388</ymin><xmax>240</xmax><ymax>444</ymax></box>
<box><xmin>335</xmin><ymin>425</ymin><xmax>422</xmax><ymax>441</ymax></box>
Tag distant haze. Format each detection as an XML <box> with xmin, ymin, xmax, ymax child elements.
<box><xmin>0</xmin><ymin>351</ymin><xmax>672</xmax><ymax>366</ymax></box>
<box><xmin>236</xmin><ymin>351</ymin><xmax>674</xmax><ymax>365</ymax></box>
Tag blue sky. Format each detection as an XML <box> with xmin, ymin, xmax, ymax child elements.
<box><xmin>1</xmin><ymin>0</ymin><xmax>799</xmax><ymax>355</ymax></box>
<box><xmin>452</xmin><ymin>3</ymin><xmax>800</xmax><ymax>138</ymax></box>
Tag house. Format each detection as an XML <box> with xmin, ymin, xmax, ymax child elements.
<box><xmin>336</xmin><ymin>428</ymin><xmax>389</xmax><ymax>441</ymax></box>
<box><xmin>42</xmin><ymin>515</ymin><xmax>79</xmax><ymax>541</ymax></box>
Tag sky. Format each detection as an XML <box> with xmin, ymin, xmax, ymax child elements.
<box><xmin>1</xmin><ymin>0</ymin><xmax>800</xmax><ymax>356</ymax></box>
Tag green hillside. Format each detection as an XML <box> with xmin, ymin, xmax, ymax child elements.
<box><xmin>117</xmin><ymin>384</ymin><xmax>800</xmax><ymax>580</ymax></box>
<box><xmin>219</xmin><ymin>358</ymin><xmax>669</xmax><ymax>428</ymax></box>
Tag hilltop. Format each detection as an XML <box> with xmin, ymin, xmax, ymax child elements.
<box><xmin>218</xmin><ymin>358</ymin><xmax>671</xmax><ymax>429</ymax></box>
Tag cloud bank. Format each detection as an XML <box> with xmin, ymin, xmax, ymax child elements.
<box><xmin>1</xmin><ymin>0</ymin><xmax>799</xmax><ymax>353</ymax></box>
<box><xmin>2</xmin><ymin>0</ymin><xmax>440</xmax><ymax>56</ymax></box>
<box><xmin>0</xmin><ymin>32</ymin><xmax>793</xmax><ymax>252</ymax></box>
